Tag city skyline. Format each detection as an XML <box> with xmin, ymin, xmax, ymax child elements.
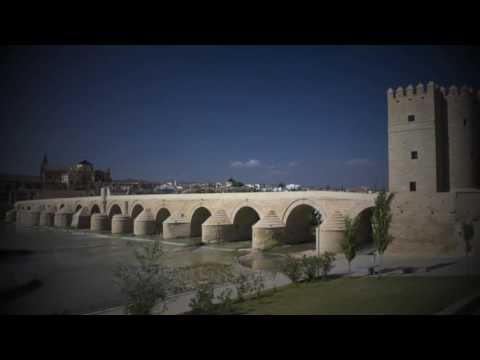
<box><xmin>1</xmin><ymin>45</ymin><xmax>479</xmax><ymax>188</ymax></box>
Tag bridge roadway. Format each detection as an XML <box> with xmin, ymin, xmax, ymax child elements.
<box><xmin>8</xmin><ymin>191</ymin><xmax>376</xmax><ymax>252</ymax></box>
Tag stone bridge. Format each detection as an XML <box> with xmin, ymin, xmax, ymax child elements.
<box><xmin>8</xmin><ymin>191</ymin><xmax>376</xmax><ymax>252</ymax></box>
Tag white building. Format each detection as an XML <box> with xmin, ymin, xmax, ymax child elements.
<box><xmin>286</xmin><ymin>184</ymin><xmax>301</xmax><ymax>191</ymax></box>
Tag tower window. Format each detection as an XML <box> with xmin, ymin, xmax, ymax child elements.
<box><xmin>464</xmin><ymin>118</ymin><xmax>467</xmax><ymax>127</ymax></box>
<box><xmin>409</xmin><ymin>182</ymin><xmax>416</xmax><ymax>192</ymax></box>
<box><xmin>408</xmin><ymin>115</ymin><xmax>415</xmax><ymax>122</ymax></box>
<box><xmin>411</xmin><ymin>151</ymin><xmax>418</xmax><ymax>159</ymax></box>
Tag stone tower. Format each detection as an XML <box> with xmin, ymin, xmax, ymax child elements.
<box><xmin>442</xmin><ymin>85</ymin><xmax>479</xmax><ymax>189</ymax></box>
<box><xmin>387</xmin><ymin>81</ymin><xmax>479</xmax><ymax>194</ymax></box>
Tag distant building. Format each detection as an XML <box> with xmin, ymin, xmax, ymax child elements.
<box><xmin>40</xmin><ymin>155</ymin><xmax>111</xmax><ymax>192</ymax></box>
<box><xmin>286</xmin><ymin>184</ymin><xmax>301</xmax><ymax>191</ymax></box>
<box><xmin>347</xmin><ymin>186</ymin><xmax>370</xmax><ymax>193</ymax></box>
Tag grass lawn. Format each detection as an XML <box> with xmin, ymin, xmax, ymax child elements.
<box><xmin>236</xmin><ymin>276</ymin><xmax>480</xmax><ymax>315</ymax></box>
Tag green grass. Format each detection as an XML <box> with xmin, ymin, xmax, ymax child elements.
<box><xmin>236</xmin><ymin>276</ymin><xmax>480</xmax><ymax>315</ymax></box>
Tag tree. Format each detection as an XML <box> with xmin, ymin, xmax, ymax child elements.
<box><xmin>312</xmin><ymin>209</ymin><xmax>322</xmax><ymax>256</ymax></box>
<box><xmin>114</xmin><ymin>240</ymin><xmax>182</xmax><ymax>315</ymax></box>
<box><xmin>312</xmin><ymin>209</ymin><xmax>322</xmax><ymax>227</ymax></box>
<box><xmin>371</xmin><ymin>191</ymin><xmax>394</xmax><ymax>268</ymax></box>
<box><xmin>341</xmin><ymin>215</ymin><xmax>358</xmax><ymax>273</ymax></box>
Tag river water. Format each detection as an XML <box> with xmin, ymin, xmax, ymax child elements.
<box><xmin>0</xmin><ymin>222</ymin><xmax>291</xmax><ymax>314</ymax></box>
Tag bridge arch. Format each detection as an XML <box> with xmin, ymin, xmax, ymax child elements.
<box><xmin>282</xmin><ymin>199</ymin><xmax>326</xmax><ymax>224</ymax></box>
<box><xmin>232</xmin><ymin>206</ymin><xmax>261</xmax><ymax>242</ymax></box>
<box><xmin>108</xmin><ymin>204</ymin><xmax>122</xmax><ymax>219</ymax></box>
<box><xmin>74</xmin><ymin>199</ymin><xmax>84</xmax><ymax>210</ymax></box>
<box><xmin>154</xmin><ymin>208</ymin><xmax>171</xmax><ymax>234</ymax></box>
<box><xmin>130</xmin><ymin>203</ymin><xmax>144</xmax><ymax>220</ymax></box>
<box><xmin>230</xmin><ymin>201</ymin><xmax>263</xmax><ymax>221</ymax></box>
<box><xmin>90</xmin><ymin>204</ymin><xmax>101</xmax><ymax>215</ymax></box>
<box><xmin>107</xmin><ymin>201</ymin><xmax>124</xmax><ymax>216</ymax></box>
<box><xmin>190</xmin><ymin>205</ymin><xmax>212</xmax><ymax>238</ymax></box>
<box><xmin>283</xmin><ymin>200</ymin><xmax>324</xmax><ymax>245</ymax></box>
<box><xmin>45</xmin><ymin>204</ymin><xmax>57</xmax><ymax>212</ymax></box>
<box><xmin>351</xmin><ymin>206</ymin><xmax>375</xmax><ymax>249</ymax></box>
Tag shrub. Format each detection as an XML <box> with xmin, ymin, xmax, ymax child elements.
<box><xmin>319</xmin><ymin>251</ymin><xmax>336</xmax><ymax>280</ymax></box>
<box><xmin>189</xmin><ymin>282</ymin><xmax>217</xmax><ymax>314</ymax></box>
<box><xmin>234</xmin><ymin>272</ymin><xmax>252</xmax><ymax>301</ymax></box>
<box><xmin>215</xmin><ymin>288</ymin><xmax>237</xmax><ymax>314</ymax></box>
<box><xmin>280</xmin><ymin>255</ymin><xmax>304</xmax><ymax>283</ymax></box>
<box><xmin>114</xmin><ymin>240</ymin><xmax>181</xmax><ymax>315</ymax></box>
<box><xmin>301</xmin><ymin>255</ymin><xmax>322</xmax><ymax>281</ymax></box>
<box><xmin>250</xmin><ymin>272</ymin><xmax>265</xmax><ymax>298</ymax></box>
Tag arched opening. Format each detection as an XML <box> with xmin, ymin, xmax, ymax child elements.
<box><xmin>155</xmin><ymin>208</ymin><xmax>171</xmax><ymax>234</ymax></box>
<box><xmin>59</xmin><ymin>204</ymin><xmax>65</xmax><ymax>209</ymax></box>
<box><xmin>285</xmin><ymin>204</ymin><xmax>319</xmax><ymax>244</ymax></box>
<box><xmin>233</xmin><ymin>207</ymin><xmax>260</xmax><ymax>242</ymax></box>
<box><xmin>91</xmin><ymin>204</ymin><xmax>101</xmax><ymax>215</ymax></box>
<box><xmin>354</xmin><ymin>207</ymin><xmax>374</xmax><ymax>251</ymax></box>
<box><xmin>131</xmin><ymin>204</ymin><xmax>144</xmax><ymax>220</ymax></box>
<box><xmin>108</xmin><ymin>204</ymin><xmax>122</xmax><ymax>230</ymax></box>
<box><xmin>75</xmin><ymin>205</ymin><xmax>82</xmax><ymax>213</ymax></box>
<box><xmin>190</xmin><ymin>207</ymin><xmax>211</xmax><ymax>238</ymax></box>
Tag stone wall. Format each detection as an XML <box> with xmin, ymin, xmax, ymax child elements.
<box><xmin>388</xmin><ymin>192</ymin><xmax>457</xmax><ymax>256</ymax></box>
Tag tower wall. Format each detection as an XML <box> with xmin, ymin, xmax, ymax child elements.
<box><xmin>388</xmin><ymin>82</ymin><xmax>447</xmax><ymax>193</ymax></box>
<box><xmin>444</xmin><ymin>86</ymin><xmax>478</xmax><ymax>189</ymax></box>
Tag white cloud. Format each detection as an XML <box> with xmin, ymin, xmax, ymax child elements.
<box><xmin>345</xmin><ymin>158</ymin><xmax>375</xmax><ymax>167</ymax></box>
<box><xmin>230</xmin><ymin>159</ymin><xmax>261</xmax><ymax>168</ymax></box>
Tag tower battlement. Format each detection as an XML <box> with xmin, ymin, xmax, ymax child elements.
<box><xmin>388</xmin><ymin>81</ymin><xmax>479</xmax><ymax>103</ymax></box>
<box><xmin>387</xmin><ymin>81</ymin><xmax>436</xmax><ymax>100</ymax></box>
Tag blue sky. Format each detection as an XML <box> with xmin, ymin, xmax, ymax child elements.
<box><xmin>1</xmin><ymin>45</ymin><xmax>479</xmax><ymax>188</ymax></box>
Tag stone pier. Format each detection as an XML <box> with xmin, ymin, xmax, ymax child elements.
<box><xmin>133</xmin><ymin>209</ymin><xmax>156</xmax><ymax>236</ymax></box>
<box><xmin>111</xmin><ymin>214</ymin><xmax>132</xmax><ymax>234</ymax></box>
<box><xmin>90</xmin><ymin>213</ymin><xmax>109</xmax><ymax>232</ymax></box>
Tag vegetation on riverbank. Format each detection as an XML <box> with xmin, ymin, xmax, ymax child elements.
<box><xmin>235</xmin><ymin>276</ymin><xmax>480</xmax><ymax>315</ymax></box>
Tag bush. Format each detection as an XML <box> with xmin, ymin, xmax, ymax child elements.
<box><xmin>295</xmin><ymin>253</ymin><xmax>336</xmax><ymax>282</ymax></box>
<box><xmin>215</xmin><ymin>288</ymin><xmax>237</xmax><ymax>314</ymax></box>
<box><xmin>189</xmin><ymin>282</ymin><xmax>217</xmax><ymax>314</ymax></box>
<box><xmin>251</xmin><ymin>272</ymin><xmax>265</xmax><ymax>297</ymax></box>
<box><xmin>280</xmin><ymin>253</ymin><xmax>336</xmax><ymax>283</ymax></box>
<box><xmin>114</xmin><ymin>240</ymin><xmax>181</xmax><ymax>315</ymax></box>
<box><xmin>319</xmin><ymin>252</ymin><xmax>336</xmax><ymax>280</ymax></box>
<box><xmin>281</xmin><ymin>255</ymin><xmax>304</xmax><ymax>283</ymax></box>
<box><xmin>301</xmin><ymin>255</ymin><xmax>322</xmax><ymax>281</ymax></box>
<box><xmin>234</xmin><ymin>272</ymin><xmax>251</xmax><ymax>301</ymax></box>
<box><xmin>189</xmin><ymin>270</ymin><xmax>267</xmax><ymax>314</ymax></box>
